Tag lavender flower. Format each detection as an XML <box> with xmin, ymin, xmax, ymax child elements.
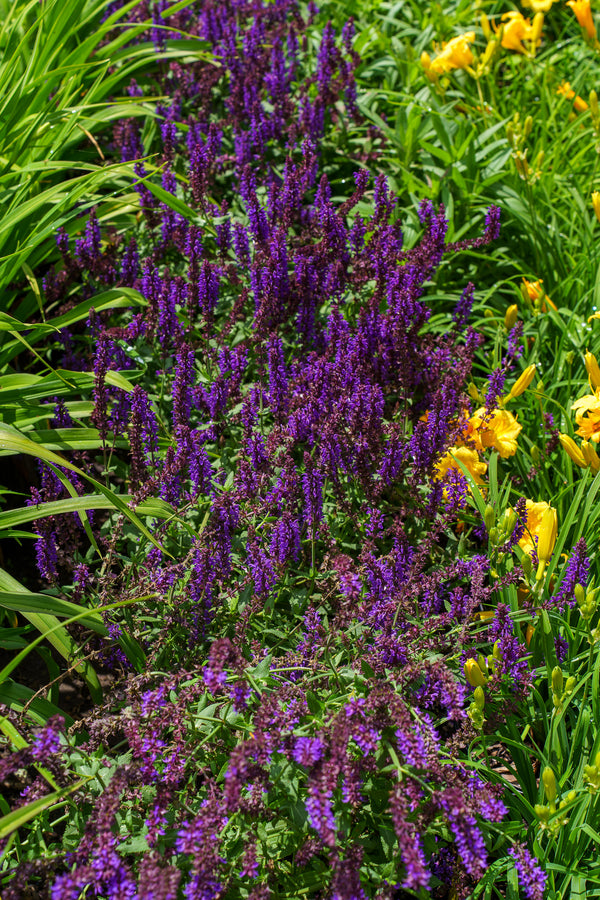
<box><xmin>508</xmin><ymin>844</ymin><xmax>547</xmax><ymax>900</ymax></box>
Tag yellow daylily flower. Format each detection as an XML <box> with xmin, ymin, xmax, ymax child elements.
<box><xmin>567</xmin><ymin>0</ymin><xmax>597</xmax><ymax>39</ymax></box>
<box><xmin>521</xmin><ymin>0</ymin><xmax>556</xmax><ymax>10</ymax></box>
<box><xmin>522</xmin><ymin>278</ymin><xmax>557</xmax><ymax>311</ymax></box>
<box><xmin>557</xmin><ymin>81</ymin><xmax>589</xmax><ymax>113</ymax></box>
<box><xmin>434</xmin><ymin>445</ymin><xmax>487</xmax><ymax>485</ymax></box>
<box><xmin>518</xmin><ymin>499</ymin><xmax>555</xmax><ymax>556</ymax></box>
<box><xmin>428</xmin><ymin>32</ymin><xmax>476</xmax><ymax>75</ymax></box>
<box><xmin>467</xmin><ymin>407</ymin><xmax>522</xmax><ymax>458</ymax></box>
<box><xmin>572</xmin><ymin>388</ymin><xmax>600</xmax><ymax>442</ymax></box>
<box><xmin>496</xmin><ymin>11</ymin><xmax>535</xmax><ymax>52</ymax></box>
<box><xmin>585</xmin><ymin>351</ymin><xmax>600</xmax><ymax>389</ymax></box>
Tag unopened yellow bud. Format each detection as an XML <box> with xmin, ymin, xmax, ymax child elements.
<box><xmin>421</xmin><ymin>51</ymin><xmax>432</xmax><ymax>71</ymax></box>
<box><xmin>526</xmin><ymin>622</ymin><xmax>535</xmax><ymax>646</ymax></box>
<box><xmin>474</xmin><ymin>686</ymin><xmax>485</xmax><ymax>710</ymax></box>
<box><xmin>590</xmin><ymin>90</ymin><xmax>599</xmax><ymax>117</ymax></box>
<box><xmin>575</xmin><ymin>583</ymin><xmax>586</xmax><ymax>606</ymax></box>
<box><xmin>552</xmin><ymin>666</ymin><xmax>564</xmax><ymax>695</ymax></box>
<box><xmin>506</xmin><ymin>364</ymin><xmax>537</xmax><ymax>400</ymax></box>
<box><xmin>542</xmin><ymin>766</ymin><xmax>557</xmax><ymax>803</ymax></box>
<box><xmin>481</xmin><ymin>13</ymin><xmax>492</xmax><ymax>40</ymax></box>
<box><xmin>559</xmin><ymin>433</ymin><xmax>586</xmax><ymax>467</ymax></box>
<box><xmin>484</xmin><ymin>505</ymin><xmax>495</xmax><ymax>531</ymax></box>
<box><xmin>582</xmin><ymin>440</ymin><xmax>600</xmax><ymax>473</ymax></box>
<box><xmin>585</xmin><ymin>351</ymin><xmax>600</xmax><ymax>389</ymax></box>
<box><xmin>536</xmin><ymin>506</ymin><xmax>558</xmax><ymax>580</ymax></box>
<box><xmin>593</xmin><ymin>191</ymin><xmax>600</xmax><ymax>225</ymax></box>
<box><xmin>504</xmin><ymin>304</ymin><xmax>519</xmax><ymax>329</ymax></box>
<box><xmin>531</xmin><ymin>12</ymin><xmax>544</xmax><ymax>44</ymax></box>
<box><xmin>538</xmin><ymin>507</ymin><xmax>558</xmax><ymax>561</ymax></box>
<box><xmin>464</xmin><ymin>658</ymin><xmax>486</xmax><ymax>688</ymax></box>
<box><xmin>565</xmin><ymin>676</ymin><xmax>576</xmax><ymax>694</ymax></box>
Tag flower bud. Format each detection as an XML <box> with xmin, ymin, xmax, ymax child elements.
<box><xmin>551</xmin><ymin>666</ymin><xmax>564</xmax><ymax>695</ymax></box>
<box><xmin>537</xmin><ymin>507</ymin><xmax>558</xmax><ymax>562</ymax></box>
<box><xmin>582</xmin><ymin>440</ymin><xmax>600</xmax><ymax>473</ymax></box>
<box><xmin>536</xmin><ymin>506</ymin><xmax>558</xmax><ymax>581</ymax></box>
<box><xmin>531</xmin><ymin>12</ymin><xmax>544</xmax><ymax>44</ymax></box>
<box><xmin>474</xmin><ymin>686</ymin><xmax>485</xmax><ymax>710</ymax></box>
<box><xmin>506</xmin><ymin>364</ymin><xmax>537</xmax><ymax>400</ymax></box>
<box><xmin>585</xmin><ymin>351</ymin><xmax>600</xmax><ymax>389</ymax></box>
<box><xmin>590</xmin><ymin>89</ymin><xmax>599</xmax><ymax>117</ymax></box>
<box><xmin>593</xmin><ymin>191</ymin><xmax>600</xmax><ymax>225</ymax></box>
<box><xmin>542</xmin><ymin>766</ymin><xmax>557</xmax><ymax>803</ymax></box>
<box><xmin>524</xmin><ymin>115</ymin><xmax>534</xmax><ymax>138</ymax></box>
<box><xmin>464</xmin><ymin>659</ymin><xmax>486</xmax><ymax>687</ymax></box>
<box><xmin>481</xmin><ymin>13</ymin><xmax>492</xmax><ymax>40</ymax></box>
<box><xmin>575</xmin><ymin>583</ymin><xmax>586</xmax><ymax>606</ymax></box>
<box><xmin>559</xmin><ymin>433</ymin><xmax>586</xmax><ymax>468</ymax></box>
<box><xmin>526</xmin><ymin>622</ymin><xmax>534</xmax><ymax>646</ymax></box>
<box><xmin>484</xmin><ymin>505</ymin><xmax>495</xmax><ymax>531</ymax></box>
<box><xmin>504</xmin><ymin>304</ymin><xmax>518</xmax><ymax>329</ymax></box>
<box><xmin>565</xmin><ymin>676</ymin><xmax>576</xmax><ymax>694</ymax></box>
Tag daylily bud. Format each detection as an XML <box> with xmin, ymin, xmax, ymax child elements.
<box><xmin>484</xmin><ymin>505</ymin><xmax>495</xmax><ymax>531</ymax></box>
<box><xmin>585</xmin><ymin>351</ymin><xmax>600</xmax><ymax>389</ymax></box>
<box><xmin>474</xmin><ymin>686</ymin><xmax>485</xmax><ymax>710</ymax></box>
<box><xmin>481</xmin><ymin>13</ymin><xmax>492</xmax><ymax>40</ymax></box>
<box><xmin>531</xmin><ymin>12</ymin><xmax>544</xmax><ymax>44</ymax></box>
<box><xmin>575</xmin><ymin>583</ymin><xmax>586</xmax><ymax>605</ymax></box>
<box><xmin>464</xmin><ymin>659</ymin><xmax>486</xmax><ymax>687</ymax></box>
<box><xmin>504</xmin><ymin>304</ymin><xmax>519</xmax><ymax>329</ymax></box>
<box><xmin>582</xmin><ymin>440</ymin><xmax>600</xmax><ymax>474</ymax></box>
<box><xmin>537</xmin><ymin>507</ymin><xmax>557</xmax><ymax>562</ymax></box>
<box><xmin>524</xmin><ymin>115</ymin><xmax>534</xmax><ymax>138</ymax></box>
<box><xmin>536</xmin><ymin>506</ymin><xmax>558</xmax><ymax>580</ymax></box>
<box><xmin>526</xmin><ymin>622</ymin><xmax>534</xmax><ymax>646</ymax></box>
<box><xmin>552</xmin><ymin>666</ymin><xmax>564</xmax><ymax>695</ymax></box>
<box><xmin>559</xmin><ymin>433</ymin><xmax>586</xmax><ymax>468</ymax></box>
<box><xmin>565</xmin><ymin>676</ymin><xmax>576</xmax><ymax>694</ymax></box>
<box><xmin>590</xmin><ymin>89</ymin><xmax>599</xmax><ymax>118</ymax></box>
<box><xmin>506</xmin><ymin>364</ymin><xmax>536</xmax><ymax>399</ymax></box>
<box><xmin>542</xmin><ymin>766</ymin><xmax>557</xmax><ymax>803</ymax></box>
<box><xmin>593</xmin><ymin>191</ymin><xmax>600</xmax><ymax>224</ymax></box>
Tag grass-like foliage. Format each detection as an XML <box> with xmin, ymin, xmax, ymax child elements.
<box><xmin>0</xmin><ymin>1</ymin><xmax>600</xmax><ymax>899</ymax></box>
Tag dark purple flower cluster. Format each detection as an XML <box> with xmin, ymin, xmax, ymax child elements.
<box><xmin>0</xmin><ymin>1</ymin><xmax>522</xmax><ymax>898</ymax></box>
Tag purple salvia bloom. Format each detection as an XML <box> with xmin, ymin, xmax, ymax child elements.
<box><xmin>305</xmin><ymin>780</ymin><xmax>337</xmax><ymax>848</ymax></box>
<box><xmin>30</xmin><ymin>715</ymin><xmax>64</xmax><ymax>761</ymax></box>
<box><xmin>172</xmin><ymin>342</ymin><xmax>195</xmax><ymax>432</ymax></box>
<box><xmin>485</xmin><ymin>367</ymin><xmax>506</xmax><ymax>412</ymax></box>
<box><xmin>551</xmin><ymin>538</ymin><xmax>589</xmax><ymax>611</ymax></box>
<box><xmin>453</xmin><ymin>281</ymin><xmax>475</xmax><ymax>329</ymax></box>
<box><xmin>508</xmin><ymin>844</ymin><xmax>546</xmax><ymax>900</ymax></box>
<box><xmin>436</xmin><ymin>788</ymin><xmax>487</xmax><ymax>878</ymax></box>
<box><xmin>301</xmin><ymin>455</ymin><xmax>324</xmax><ymax>531</ymax></box>
<box><xmin>292</xmin><ymin>736</ymin><xmax>324</xmax><ymax>767</ymax></box>
<box><xmin>91</xmin><ymin>332</ymin><xmax>114</xmax><ymax>440</ymax></box>
<box><xmin>120</xmin><ymin>239</ymin><xmax>139</xmax><ymax>285</ymax></box>
<box><xmin>267</xmin><ymin>335</ymin><xmax>289</xmax><ymax>418</ymax></box>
